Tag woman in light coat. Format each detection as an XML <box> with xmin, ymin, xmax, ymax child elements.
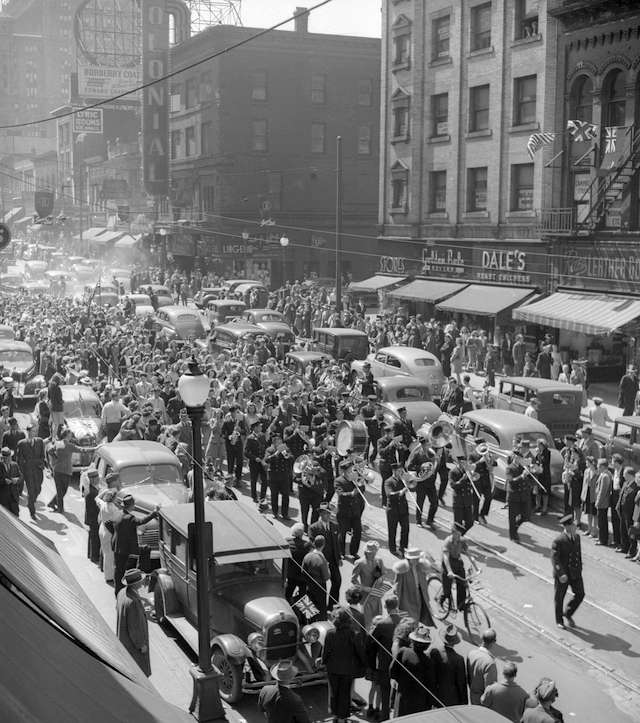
<box><xmin>594</xmin><ymin>458</ymin><xmax>612</xmax><ymax>547</ymax></box>
<box><xmin>580</xmin><ymin>456</ymin><xmax>598</xmax><ymax>537</ymax></box>
<box><xmin>96</xmin><ymin>487</ymin><xmax>122</xmax><ymax>583</ymax></box>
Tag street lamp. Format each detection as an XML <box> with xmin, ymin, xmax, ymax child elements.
<box><xmin>280</xmin><ymin>234</ymin><xmax>289</xmax><ymax>288</ymax></box>
<box><xmin>178</xmin><ymin>358</ymin><xmax>224</xmax><ymax>722</ymax></box>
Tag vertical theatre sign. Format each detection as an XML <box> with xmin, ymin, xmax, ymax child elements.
<box><xmin>142</xmin><ymin>0</ymin><xmax>169</xmax><ymax>197</ymax></box>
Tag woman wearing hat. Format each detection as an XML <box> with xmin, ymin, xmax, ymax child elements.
<box><xmin>96</xmin><ymin>486</ymin><xmax>123</xmax><ymax>583</ymax></box>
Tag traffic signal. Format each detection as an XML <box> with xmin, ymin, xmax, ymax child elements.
<box><xmin>0</xmin><ymin>223</ymin><xmax>10</xmax><ymax>251</ymax></box>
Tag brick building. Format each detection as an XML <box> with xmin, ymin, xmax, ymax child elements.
<box><xmin>168</xmin><ymin>9</ymin><xmax>380</xmax><ymax>285</ymax></box>
<box><xmin>373</xmin><ymin>0</ymin><xmax>558</xmax><ymax>327</ymax></box>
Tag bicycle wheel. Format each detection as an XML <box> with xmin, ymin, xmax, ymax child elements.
<box><xmin>426</xmin><ymin>575</ymin><xmax>451</xmax><ymax>621</ymax></box>
<box><xmin>464</xmin><ymin>601</ymin><xmax>491</xmax><ymax>644</ymax></box>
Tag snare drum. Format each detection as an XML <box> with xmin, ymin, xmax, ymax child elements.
<box><xmin>335</xmin><ymin>420</ymin><xmax>369</xmax><ymax>457</ymax></box>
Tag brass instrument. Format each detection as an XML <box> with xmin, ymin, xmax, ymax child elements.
<box><xmin>293</xmin><ymin>453</ymin><xmax>313</xmax><ymax>476</ymax></box>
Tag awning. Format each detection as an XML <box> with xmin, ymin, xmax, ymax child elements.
<box><xmin>3</xmin><ymin>207</ymin><xmax>23</xmax><ymax>224</ymax></box>
<box><xmin>13</xmin><ymin>216</ymin><xmax>31</xmax><ymax>226</ymax></box>
<box><xmin>437</xmin><ymin>284</ymin><xmax>537</xmax><ymax>316</ymax></box>
<box><xmin>114</xmin><ymin>233</ymin><xmax>139</xmax><ymax>248</ymax></box>
<box><xmin>90</xmin><ymin>230</ymin><xmax>123</xmax><ymax>244</ymax></box>
<box><xmin>347</xmin><ymin>274</ymin><xmax>406</xmax><ymax>293</ymax></box>
<box><xmin>81</xmin><ymin>227</ymin><xmax>108</xmax><ymax>240</ymax></box>
<box><xmin>513</xmin><ymin>291</ymin><xmax>640</xmax><ymax>335</ymax></box>
<box><xmin>388</xmin><ymin>279</ymin><xmax>467</xmax><ymax>303</ymax></box>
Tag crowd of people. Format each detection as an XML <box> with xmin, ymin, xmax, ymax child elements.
<box><xmin>0</xmin><ymin>254</ymin><xmax>624</xmax><ymax>722</ymax></box>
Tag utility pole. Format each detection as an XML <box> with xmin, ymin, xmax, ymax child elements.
<box><xmin>334</xmin><ymin>135</ymin><xmax>343</xmax><ymax>325</ymax></box>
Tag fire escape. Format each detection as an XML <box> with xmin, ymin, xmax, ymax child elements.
<box><xmin>540</xmin><ymin>125</ymin><xmax>640</xmax><ymax>235</ymax></box>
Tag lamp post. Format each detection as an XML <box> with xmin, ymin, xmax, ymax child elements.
<box><xmin>157</xmin><ymin>227</ymin><xmax>168</xmax><ymax>280</ymax></box>
<box><xmin>280</xmin><ymin>234</ymin><xmax>289</xmax><ymax>288</ymax></box>
<box><xmin>178</xmin><ymin>359</ymin><xmax>224</xmax><ymax>722</ymax></box>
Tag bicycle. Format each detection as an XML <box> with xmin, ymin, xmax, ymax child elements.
<box><xmin>426</xmin><ymin>567</ymin><xmax>491</xmax><ymax>645</ymax></box>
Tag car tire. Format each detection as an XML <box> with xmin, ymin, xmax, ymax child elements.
<box><xmin>211</xmin><ymin>647</ymin><xmax>243</xmax><ymax>703</ymax></box>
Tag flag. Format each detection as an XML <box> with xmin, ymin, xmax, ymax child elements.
<box><xmin>527</xmin><ymin>132</ymin><xmax>556</xmax><ymax>159</ymax></box>
<box><xmin>599</xmin><ymin>125</ymin><xmax>630</xmax><ymax>174</ymax></box>
<box><xmin>292</xmin><ymin>595</ymin><xmax>319</xmax><ymax>620</ymax></box>
<box><xmin>567</xmin><ymin>119</ymin><xmax>598</xmax><ymax>142</ymax></box>
<box><xmin>604</xmin><ymin>127</ymin><xmax>617</xmax><ymax>153</ymax></box>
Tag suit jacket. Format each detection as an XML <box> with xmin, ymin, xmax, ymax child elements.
<box><xmin>309</xmin><ymin>519</ymin><xmax>340</xmax><ymax>568</ymax></box>
<box><xmin>466</xmin><ymin>645</ymin><xmax>498</xmax><ymax>704</ymax></box>
<box><xmin>84</xmin><ymin>484</ymin><xmax>100</xmax><ymax>526</ymax></box>
<box><xmin>390</xmin><ymin>646</ymin><xmax>437</xmax><ymax>715</ymax></box>
<box><xmin>258</xmin><ymin>683</ymin><xmax>310</xmax><ymax>723</ymax></box>
<box><xmin>16</xmin><ymin>437</ymin><xmax>45</xmax><ymax>472</ymax></box>
<box><xmin>109</xmin><ymin>509</ymin><xmax>157</xmax><ymax>556</ymax></box>
<box><xmin>551</xmin><ymin>530</ymin><xmax>582</xmax><ymax>580</ymax></box>
<box><xmin>429</xmin><ymin>643</ymin><xmax>468</xmax><ymax>707</ymax></box>
<box><xmin>366</xmin><ymin>611</ymin><xmax>402</xmax><ymax>671</ymax></box>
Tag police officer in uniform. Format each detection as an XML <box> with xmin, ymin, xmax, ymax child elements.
<box><xmin>384</xmin><ymin>462</ymin><xmax>412</xmax><ymax>556</ymax></box>
<box><xmin>334</xmin><ymin>459</ymin><xmax>365</xmax><ymax>558</ymax></box>
<box><xmin>551</xmin><ymin>514</ymin><xmax>585</xmax><ymax>629</ymax></box>
<box><xmin>406</xmin><ymin>433</ymin><xmax>438</xmax><ymax>527</ymax></box>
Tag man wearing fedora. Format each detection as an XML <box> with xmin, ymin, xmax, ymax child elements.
<box><xmin>0</xmin><ymin>446</ymin><xmax>20</xmax><ymax>516</ymax></box>
<box><xmin>258</xmin><ymin>660</ymin><xmax>310</xmax><ymax>722</ymax></box>
<box><xmin>618</xmin><ymin>364</ymin><xmax>638</xmax><ymax>416</ymax></box>
<box><xmin>393</xmin><ymin>546</ymin><xmax>435</xmax><ymax>627</ymax></box>
<box><xmin>116</xmin><ymin>568</ymin><xmax>151</xmax><ymax>676</ymax></box>
<box><xmin>16</xmin><ymin>423</ymin><xmax>45</xmax><ymax>521</ymax></box>
<box><xmin>309</xmin><ymin>503</ymin><xmax>342</xmax><ymax>609</ymax></box>
<box><xmin>429</xmin><ymin>623</ymin><xmax>468</xmax><ymax>707</ymax></box>
<box><xmin>551</xmin><ymin>513</ymin><xmax>585</xmax><ymax>629</ymax></box>
<box><xmin>389</xmin><ymin>623</ymin><xmax>437</xmax><ymax>715</ymax></box>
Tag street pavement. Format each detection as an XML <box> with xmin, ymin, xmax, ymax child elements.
<box><xmin>21</xmin><ymin>464</ymin><xmax>640</xmax><ymax>723</ymax></box>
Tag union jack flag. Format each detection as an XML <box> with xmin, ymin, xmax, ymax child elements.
<box><xmin>293</xmin><ymin>595</ymin><xmax>319</xmax><ymax>620</ymax></box>
<box><xmin>567</xmin><ymin>119</ymin><xmax>598</xmax><ymax>142</ymax></box>
<box><xmin>604</xmin><ymin>126</ymin><xmax>617</xmax><ymax>153</ymax></box>
<box><xmin>526</xmin><ymin>132</ymin><xmax>556</xmax><ymax>160</ymax></box>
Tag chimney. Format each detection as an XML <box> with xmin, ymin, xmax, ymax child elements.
<box><xmin>294</xmin><ymin>7</ymin><xmax>309</xmax><ymax>34</ymax></box>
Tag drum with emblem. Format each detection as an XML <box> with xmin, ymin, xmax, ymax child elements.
<box><xmin>335</xmin><ymin>420</ymin><xmax>369</xmax><ymax>457</ymax></box>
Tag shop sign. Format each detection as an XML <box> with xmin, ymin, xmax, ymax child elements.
<box><xmin>379</xmin><ymin>255</ymin><xmax>405</xmax><ymax>274</ymax></box>
<box><xmin>73</xmin><ymin>109</ymin><xmax>103</xmax><ymax>134</ymax></box>
<box><xmin>221</xmin><ymin>242</ymin><xmax>251</xmax><ymax>255</ymax></box>
<box><xmin>421</xmin><ymin>247</ymin><xmax>466</xmax><ymax>276</ymax></box>
<box><xmin>552</xmin><ymin>242</ymin><xmax>640</xmax><ymax>293</ymax></box>
<box><xmin>475</xmin><ymin>248</ymin><xmax>536</xmax><ymax>285</ymax></box>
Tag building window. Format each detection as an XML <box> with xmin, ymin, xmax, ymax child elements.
<box><xmin>185</xmin><ymin>126</ymin><xmax>196</xmax><ymax>157</ymax></box>
<box><xmin>471</xmin><ymin>3</ymin><xmax>492</xmax><ymax>51</ymax></box>
<box><xmin>311</xmin><ymin>74</ymin><xmax>326</xmax><ymax>104</ymax></box>
<box><xmin>570</xmin><ymin>75</ymin><xmax>593</xmax><ymax>124</ymax></box>
<box><xmin>202</xmin><ymin>185</ymin><xmax>214</xmax><ymax>212</ymax></box>
<box><xmin>515</xmin><ymin>0</ymin><xmax>539</xmax><ymax>40</ymax></box>
<box><xmin>430</xmin><ymin>170</ymin><xmax>447</xmax><ymax>212</ymax></box>
<box><xmin>469</xmin><ymin>84</ymin><xmax>490</xmax><ymax>132</ymax></box>
<box><xmin>170</xmin><ymin>129</ymin><xmax>182</xmax><ymax>159</ymax></box>
<box><xmin>391</xmin><ymin>90</ymin><xmax>410</xmax><ymax>141</ymax></box>
<box><xmin>432</xmin><ymin>93</ymin><xmax>448</xmax><ymax>137</ymax></box>
<box><xmin>201</xmin><ymin>122</ymin><xmax>212</xmax><ymax>156</ymax></box>
<box><xmin>511</xmin><ymin>163</ymin><xmax>534</xmax><ymax>211</ymax></box>
<box><xmin>603</xmin><ymin>69</ymin><xmax>626</xmax><ymax>128</ymax></box>
<box><xmin>467</xmin><ymin>166</ymin><xmax>488</xmax><ymax>211</ymax></box>
<box><xmin>252</xmin><ymin>120</ymin><xmax>268</xmax><ymax>152</ymax></box>
<box><xmin>358</xmin><ymin>79</ymin><xmax>373</xmax><ymax>106</ymax></box>
<box><xmin>432</xmin><ymin>15</ymin><xmax>450</xmax><ymax>59</ymax></box>
<box><xmin>251</xmin><ymin>70</ymin><xmax>267</xmax><ymax>101</ymax></box>
<box><xmin>200</xmin><ymin>71</ymin><xmax>213</xmax><ymax>102</ymax></box>
<box><xmin>357</xmin><ymin>125</ymin><xmax>371</xmax><ymax>155</ymax></box>
<box><xmin>391</xmin><ymin>165</ymin><xmax>409</xmax><ymax>211</ymax></box>
<box><xmin>170</xmin><ymin>83</ymin><xmax>182</xmax><ymax>112</ymax></box>
<box><xmin>514</xmin><ymin>74</ymin><xmax>536</xmax><ymax>126</ymax></box>
<box><xmin>393</xmin><ymin>33</ymin><xmax>410</xmax><ymax>66</ymax></box>
<box><xmin>185</xmin><ymin>78</ymin><xmax>199</xmax><ymax>109</ymax></box>
<box><xmin>311</xmin><ymin>122</ymin><xmax>326</xmax><ymax>153</ymax></box>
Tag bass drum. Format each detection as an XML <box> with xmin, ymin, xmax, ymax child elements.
<box><xmin>335</xmin><ymin>420</ymin><xmax>369</xmax><ymax>457</ymax></box>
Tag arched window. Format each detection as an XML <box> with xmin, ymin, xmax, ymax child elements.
<box><xmin>570</xmin><ymin>75</ymin><xmax>593</xmax><ymax>123</ymax></box>
<box><xmin>603</xmin><ymin>69</ymin><xmax>626</xmax><ymax>127</ymax></box>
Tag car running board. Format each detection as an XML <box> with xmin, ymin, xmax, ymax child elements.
<box><xmin>165</xmin><ymin>613</ymin><xmax>199</xmax><ymax>654</ymax></box>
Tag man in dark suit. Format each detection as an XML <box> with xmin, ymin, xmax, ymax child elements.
<box><xmin>16</xmin><ymin>423</ymin><xmax>45</xmax><ymax>521</ymax></box>
<box><xmin>309</xmin><ymin>504</ymin><xmax>341</xmax><ymax>609</ymax></box>
<box><xmin>366</xmin><ymin>595</ymin><xmax>402</xmax><ymax>720</ymax></box>
<box><xmin>107</xmin><ymin>493</ymin><xmax>159</xmax><ymax>595</ymax></box>
<box><xmin>618</xmin><ymin>365</ymin><xmax>639</xmax><ymax>416</ymax></box>
<box><xmin>429</xmin><ymin>624</ymin><xmax>468</xmax><ymax>707</ymax></box>
<box><xmin>258</xmin><ymin>660</ymin><xmax>310</xmax><ymax>723</ymax></box>
<box><xmin>551</xmin><ymin>514</ymin><xmax>585</xmax><ymax>629</ymax></box>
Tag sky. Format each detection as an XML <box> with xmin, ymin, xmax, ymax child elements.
<box><xmin>239</xmin><ymin>0</ymin><xmax>381</xmax><ymax>38</ymax></box>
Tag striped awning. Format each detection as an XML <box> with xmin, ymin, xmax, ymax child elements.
<box><xmin>81</xmin><ymin>227</ymin><xmax>108</xmax><ymax>240</ymax></box>
<box><xmin>437</xmin><ymin>284</ymin><xmax>537</xmax><ymax>317</ymax></box>
<box><xmin>90</xmin><ymin>230</ymin><xmax>123</xmax><ymax>244</ymax></box>
<box><xmin>513</xmin><ymin>291</ymin><xmax>640</xmax><ymax>335</ymax></box>
<box><xmin>114</xmin><ymin>233</ymin><xmax>140</xmax><ymax>248</ymax></box>
<box><xmin>3</xmin><ymin>206</ymin><xmax>23</xmax><ymax>224</ymax></box>
<box><xmin>388</xmin><ymin>278</ymin><xmax>467</xmax><ymax>303</ymax></box>
<box><xmin>347</xmin><ymin>275</ymin><xmax>407</xmax><ymax>293</ymax></box>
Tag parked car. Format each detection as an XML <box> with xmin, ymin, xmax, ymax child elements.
<box><xmin>153</xmin><ymin>501</ymin><xmax>331</xmax><ymax>702</ymax></box>
<box><xmin>83</xmin><ymin>284</ymin><xmax>119</xmax><ymax>307</ymax></box>
<box><xmin>593</xmin><ymin>415</ymin><xmax>640</xmax><ymax>468</ymax></box>
<box><xmin>491</xmin><ymin>377</ymin><xmax>581</xmax><ymax>439</ymax></box>
<box><xmin>206</xmin><ymin>299</ymin><xmax>247</xmax><ymax>328</ymax></box>
<box><xmin>145</xmin><ymin>284</ymin><xmax>173</xmax><ymax>307</ymax></box>
<box><xmin>241</xmin><ymin>308</ymin><xmax>285</xmax><ymax>325</ymax></box>
<box><xmin>209</xmin><ymin>321</ymin><xmax>264</xmax><ymax>354</ymax></box>
<box><xmin>370</xmin><ymin>376</ymin><xmax>441</xmax><ymax>430</ymax></box>
<box><xmin>127</xmin><ymin>293</ymin><xmax>154</xmax><ymax>317</ymax></box>
<box><xmin>234</xmin><ymin>282</ymin><xmax>269</xmax><ymax>308</ymax></box>
<box><xmin>24</xmin><ymin>260</ymin><xmax>48</xmax><ymax>279</ymax></box>
<box><xmin>193</xmin><ymin>286</ymin><xmax>225</xmax><ymax>309</ymax></box>
<box><xmin>284</xmin><ymin>350</ymin><xmax>331</xmax><ymax>378</ymax></box>
<box><xmin>87</xmin><ymin>441</ymin><xmax>187</xmax><ymax>556</ymax></box>
<box><xmin>155</xmin><ymin>305</ymin><xmax>208</xmax><ymax>343</ymax></box>
<box><xmin>232</xmin><ymin>315</ymin><xmax>294</xmax><ymax>348</ymax></box>
<box><xmin>312</xmin><ymin>327</ymin><xmax>369</xmax><ymax>362</ymax></box>
<box><xmin>58</xmin><ymin>385</ymin><xmax>105</xmax><ymax>471</ymax></box>
<box><xmin>0</xmin><ymin>325</ymin><xmax>15</xmax><ymax>341</ymax></box>
<box><xmin>352</xmin><ymin>346</ymin><xmax>445</xmax><ymax>401</ymax></box>
<box><xmin>0</xmin><ymin>340</ymin><xmax>46</xmax><ymax>407</ymax></box>
<box><xmin>437</xmin><ymin>409</ymin><xmax>564</xmax><ymax>494</ymax></box>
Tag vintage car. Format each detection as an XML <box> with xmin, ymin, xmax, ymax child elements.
<box><xmin>394</xmin><ymin>706</ymin><xmax>512</xmax><ymax>722</ymax></box>
<box><xmin>491</xmin><ymin>377</ymin><xmax>581</xmax><ymax>439</ymax></box>
<box><xmin>154</xmin><ymin>501</ymin><xmax>331</xmax><ymax>703</ymax></box>
<box><xmin>352</xmin><ymin>346</ymin><xmax>445</xmax><ymax>401</ymax></box>
<box><xmin>207</xmin><ymin>299</ymin><xmax>247</xmax><ymax>327</ymax></box>
<box><xmin>234</xmin><ymin>282</ymin><xmax>269</xmax><ymax>308</ymax></box>
<box><xmin>445</xmin><ymin>409</ymin><xmax>563</xmax><ymax>494</ymax></box>
<box><xmin>0</xmin><ymin>340</ymin><xmax>46</xmax><ymax>407</ymax></box>
<box><xmin>0</xmin><ymin>270</ymin><xmax>24</xmax><ymax>292</ymax></box>
<box><xmin>155</xmin><ymin>305</ymin><xmax>208</xmax><ymax>344</ymax></box>
<box><xmin>241</xmin><ymin>308</ymin><xmax>286</xmax><ymax>327</ymax></box>
<box><xmin>284</xmin><ymin>350</ymin><xmax>331</xmax><ymax>377</ymax></box>
<box><xmin>193</xmin><ymin>286</ymin><xmax>225</xmax><ymax>308</ymax></box>
<box><xmin>209</xmin><ymin>321</ymin><xmax>264</xmax><ymax>354</ymax></box>
<box><xmin>83</xmin><ymin>283</ymin><xmax>119</xmax><ymax>307</ymax></box>
<box><xmin>58</xmin><ymin>385</ymin><xmax>105</xmax><ymax>471</ymax></box>
<box><xmin>24</xmin><ymin>260</ymin><xmax>48</xmax><ymax>279</ymax></box>
<box><xmin>312</xmin><ymin>327</ymin><xmax>369</xmax><ymax>362</ymax></box>
<box><xmin>370</xmin><ymin>376</ymin><xmax>441</xmax><ymax>430</ymax></box>
<box><xmin>222</xmin><ymin>278</ymin><xmax>261</xmax><ymax>293</ymax></box>
<box><xmin>592</xmin><ymin>415</ymin><xmax>640</xmax><ymax>467</ymax></box>
<box><xmin>128</xmin><ymin>293</ymin><xmax>154</xmax><ymax>317</ymax></box>
<box><xmin>0</xmin><ymin>325</ymin><xmax>15</xmax><ymax>341</ymax></box>
<box><xmin>86</xmin><ymin>441</ymin><xmax>187</xmax><ymax>557</ymax></box>
<box><xmin>146</xmin><ymin>284</ymin><xmax>173</xmax><ymax>307</ymax></box>
<box><xmin>232</xmin><ymin>314</ymin><xmax>294</xmax><ymax>347</ymax></box>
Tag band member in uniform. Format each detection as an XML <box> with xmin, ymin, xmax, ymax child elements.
<box><xmin>506</xmin><ymin>447</ymin><xmax>531</xmax><ymax>543</ymax></box>
<box><xmin>360</xmin><ymin>362</ymin><xmax>375</xmax><ymax>397</ymax></box>
<box><xmin>560</xmin><ymin>434</ymin><xmax>585</xmax><ymax>518</ymax></box>
<box><xmin>244</xmin><ymin>420</ymin><xmax>268</xmax><ymax>503</ymax></box>
<box><xmin>406</xmin><ymin>433</ymin><xmax>438</xmax><ymax>527</ymax></box>
<box><xmin>384</xmin><ymin>462</ymin><xmax>413</xmax><ymax>557</ymax></box>
<box><xmin>335</xmin><ymin>459</ymin><xmax>366</xmax><ymax>559</ymax></box>
<box><xmin>221</xmin><ymin>404</ymin><xmax>245</xmax><ymax>484</ymax></box>
<box><xmin>449</xmin><ymin>463</ymin><xmax>477</xmax><ymax>534</ymax></box>
<box><xmin>533</xmin><ymin>438</ymin><xmax>552</xmax><ymax>515</ymax></box>
<box><xmin>265</xmin><ymin>434</ymin><xmax>294</xmax><ymax>519</ymax></box>
<box><xmin>312</xmin><ymin>435</ymin><xmax>336</xmax><ymax>504</ymax></box>
<box><xmin>298</xmin><ymin>460</ymin><xmax>326</xmax><ymax>532</ymax></box>
<box><xmin>377</xmin><ymin>424</ymin><xmax>403</xmax><ymax>508</ymax></box>
<box><xmin>470</xmin><ymin>443</ymin><xmax>496</xmax><ymax>524</ymax></box>
<box><xmin>393</xmin><ymin>407</ymin><xmax>416</xmax><ymax>465</ymax></box>
<box><xmin>360</xmin><ymin>394</ymin><xmax>380</xmax><ymax>462</ymax></box>
<box><xmin>551</xmin><ymin>514</ymin><xmax>585</xmax><ymax>629</ymax></box>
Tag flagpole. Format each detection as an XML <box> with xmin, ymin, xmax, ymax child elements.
<box><xmin>544</xmin><ymin>149</ymin><xmax>564</xmax><ymax>168</ymax></box>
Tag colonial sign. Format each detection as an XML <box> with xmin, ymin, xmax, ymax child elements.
<box><xmin>142</xmin><ymin>0</ymin><xmax>169</xmax><ymax>197</ymax></box>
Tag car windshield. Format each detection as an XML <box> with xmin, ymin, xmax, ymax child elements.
<box><xmin>63</xmin><ymin>399</ymin><xmax>101</xmax><ymax>418</ymax></box>
<box><xmin>0</xmin><ymin>350</ymin><xmax>32</xmax><ymax>366</ymax></box>
<box><xmin>256</xmin><ymin>313</ymin><xmax>282</xmax><ymax>322</ymax></box>
<box><xmin>392</xmin><ymin>386</ymin><xmax>430</xmax><ymax>401</ymax></box>
<box><xmin>176</xmin><ymin>315</ymin><xmax>205</xmax><ymax>336</ymax></box>
<box><xmin>516</xmin><ymin>431</ymin><xmax>551</xmax><ymax>446</ymax></box>
<box><xmin>131</xmin><ymin>295</ymin><xmax>151</xmax><ymax>305</ymax></box>
<box><xmin>119</xmin><ymin>464</ymin><xmax>182</xmax><ymax>487</ymax></box>
<box><xmin>214</xmin><ymin>559</ymin><xmax>279</xmax><ymax>580</ymax></box>
<box><xmin>412</xmin><ymin>357</ymin><xmax>436</xmax><ymax>367</ymax></box>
